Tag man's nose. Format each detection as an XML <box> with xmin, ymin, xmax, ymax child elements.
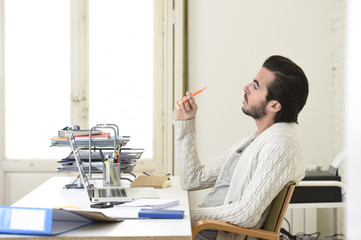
<box><xmin>243</xmin><ymin>83</ymin><xmax>251</xmax><ymax>94</ymax></box>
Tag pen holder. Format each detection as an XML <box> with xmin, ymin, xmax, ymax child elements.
<box><xmin>103</xmin><ymin>162</ymin><xmax>121</xmax><ymax>186</ymax></box>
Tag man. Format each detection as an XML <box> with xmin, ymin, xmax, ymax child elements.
<box><xmin>174</xmin><ymin>55</ymin><xmax>309</xmax><ymax>240</ymax></box>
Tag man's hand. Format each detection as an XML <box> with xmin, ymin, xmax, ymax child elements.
<box><xmin>174</xmin><ymin>91</ymin><xmax>198</xmax><ymax>120</ymax></box>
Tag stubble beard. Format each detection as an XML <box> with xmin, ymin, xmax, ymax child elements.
<box><xmin>242</xmin><ymin>95</ymin><xmax>268</xmax><ymax>120</ymax></box>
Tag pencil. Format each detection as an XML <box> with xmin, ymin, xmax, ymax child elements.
<box><xmin>178</xmin><ymin>86</ymin><xmax>207</xmax><ymax>104</ymax></box>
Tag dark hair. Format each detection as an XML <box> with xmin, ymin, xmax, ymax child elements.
<box><xmin>262</xmin><ymin>55</ymin><xmax>309</xmax><ymax>124</ymax></box>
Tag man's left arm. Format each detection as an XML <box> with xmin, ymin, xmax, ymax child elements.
<box><xmin>189</xmin><ymin>140</ymin><xmax>304</xmax><ymax>228</ymax></box>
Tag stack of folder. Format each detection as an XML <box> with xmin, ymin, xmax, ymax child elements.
<box><xmin>56</xmin><ymin>149</ymin><xmax>144</xmax><ymax>174</ymax></box>
<box><xmin>51</xmin><ymin>125</ymin><xmax>145</xmax><ymax>183</ymax></box>
<box><xmin>50</xmin><ymin>134</ymin><xmax>130</xmax><ymax>148</ymax></box>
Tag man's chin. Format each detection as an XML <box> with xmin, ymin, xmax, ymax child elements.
<box><xmin>241</xmin><ymin>107</ymin><xmax>248</xmax><ymax>115</ymax></box>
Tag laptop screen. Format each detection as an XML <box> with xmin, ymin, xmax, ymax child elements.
<box><xmin>69</xmin><ymin>133</ymin><xmax>91</xmax><ymax>189</ymax></box>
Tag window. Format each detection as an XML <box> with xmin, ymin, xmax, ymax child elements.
<box><xmin>3</xmin><ymin>1</ymin><xmax>159</xmax><ymax>162</ymax></box>
<box><xmin>88</xmin><ymin>0</ymin><xmax>153</xmax><ymax>158</ymax></box>
<box><xmin>5</xmin><ymin>0</ymin><xmax>71</xmax><ymax>159</ymax></box>
<box><xmin>0</xmin><ymin>0</ymin><xmax>186</xmax><ymax>206</ymax></box>
<box><xmin>1</xmin><ymin>0</ymin><xmax>185</xmax><ymax>177</ymax></box>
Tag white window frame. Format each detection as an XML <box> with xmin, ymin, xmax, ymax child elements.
<box><xmin>0</xmin><ymin>0</ymin><xmax>186</xmax><ymax>205</ymax></box>
<box><xmin>0</xmin><ymin>0</ymin><xmax>5</xmax><ymax>206</ymax></box>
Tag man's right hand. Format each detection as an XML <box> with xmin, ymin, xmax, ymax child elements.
<box><xmin>174</xmin><ymin>91</ymin><xmax>198</xmax><ymax>120</ymax></box>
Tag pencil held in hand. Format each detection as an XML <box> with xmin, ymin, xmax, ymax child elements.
<box><xmin>178</xmin><ymin>87</ymin><xmax>207</xmax><ymax>104</ymax></box>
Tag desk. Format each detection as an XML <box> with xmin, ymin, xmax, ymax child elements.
<box><xmin>1</xmin><ymin>176</ymin><xmax>192</xmax><ymax>240</ymax></box>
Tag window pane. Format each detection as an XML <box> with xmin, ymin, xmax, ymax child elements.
<box><xmin>89</xmin><ymin>0</ymin><xmax>153</xmax><ymax>158</ymax></box>
<box><xmin>5</xmin><ymin>0</ymin><xmax>70</xmax><ymax>159</ymax></box>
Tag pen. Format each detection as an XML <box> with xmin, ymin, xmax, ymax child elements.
<box><xmin>178</xmin><ymin>86</ymin><xmax>207</xmax><ymax>104</ymax></box>
<box><xmin>115</xmin><ymin>139</ymin><xmax>123</xmax><ymax>163</ymax></box>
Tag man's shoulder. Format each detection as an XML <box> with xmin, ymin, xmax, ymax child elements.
<box><xmin>257</xmin><ymin>123</ymin><xmax>299</xmax><ymax>147</ymax></box>
<box><xmin>261</xmin><ymin>122</ymin><xmax>297</xmax><ymax>138</ymax></box>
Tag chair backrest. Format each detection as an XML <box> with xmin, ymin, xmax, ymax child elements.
<box><xmin>262</xmin><ymin>181</ymin><xmax>295</xmax><ymax>233</ymax></box>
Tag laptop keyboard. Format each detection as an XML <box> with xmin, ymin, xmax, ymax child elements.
<box><xmin>98</xmin><ymin>188</ymin><xmax>127</xmax><ymax>198</ymax></box>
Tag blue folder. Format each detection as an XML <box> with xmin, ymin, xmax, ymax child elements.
<box><xmin>0</xmin><ymin>206</ymin><xmax>93</xmax><ymax>236</ymax></box>
<box><xmin>138</xmin><ymin>209</ymin><xmax>184</xmax><ymax>219</ymax></box>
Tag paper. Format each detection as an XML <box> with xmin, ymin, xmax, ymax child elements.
<box><xmin>101</xmin><ymin>207</ymin><xmax>142</xmax><ymax>219</ymax></box>
<box><xmin>69</xmin><ymin>207</ymin><xmax>141</xmax><ymax>219</ymax></box>
<box><xmin>62</xmin><ymin>199</ymin><xmax>181</xmax><ymax>219</ymax></box>
<box><xmin>118</xmin><ymin>199</ymin><xmax>179</xmax><ymax>209</ymax></box>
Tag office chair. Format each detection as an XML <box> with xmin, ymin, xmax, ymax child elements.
<box><xmin>192</xmin><ymin>181</ymin><xmax>296</xmax><ymax>240</ymax></box>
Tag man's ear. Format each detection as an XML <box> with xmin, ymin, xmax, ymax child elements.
<box><xmin>268</xmin><ymin>100</ymin><xmax>281</xmax><ymax>113</ymax></box>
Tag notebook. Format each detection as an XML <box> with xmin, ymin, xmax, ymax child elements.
<box><xmin>69</xmin><ymin>133</ymin><xmax>159</xmax><ymax>203</ymax></box>
<box><xmin>130</xmin><ymin>175</ymin><xmax>171</xmax><ymax>188</ymax></box>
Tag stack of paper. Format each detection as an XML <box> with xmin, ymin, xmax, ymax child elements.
<box><xmin>50</xmin><ymin>135</ymin><xmax>130</xmax><ymax>147</ymax></box>
<box><xmin>56</xmin><ymin>149</ymin><xmax>144</xmax><ymax>173</ymax></box>
<box><xmin>119</xmin><ymin>199</ymin><xmax>179</xmax><ymax>209</ymax></box>
<box><xmin>97</xmin><ymin>199</ymin><xmax>182</xmax><ymax>219</ymax></box>
<box><xmin>58</xmin><ymin>129</ymin><xmax>102</xmax><ymax>138</ymax></box>
<box><xmin>52</xmin><ymin>132</ymin><xmax>111</xmax><ymax>141</ymax></box>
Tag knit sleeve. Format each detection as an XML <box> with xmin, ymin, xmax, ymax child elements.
<box><xmin>189</xmin><ymin>136</ymin><xmax>305</xmax><ymax>228</ymax></box>
<box><xmin>174</xmin><ymin>119</ymin><xmax>232</xmax><ymax>191</ymax></box>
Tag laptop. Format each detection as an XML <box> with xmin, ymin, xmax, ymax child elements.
<box><xmin>69</xmin><ymin>133</ymin><xmax>159</xmax><ymax>203</ymax></box>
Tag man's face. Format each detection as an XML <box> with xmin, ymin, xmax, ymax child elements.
<box><xmin>242</xmin><ymin>67</ymin><xmax>275</xmax><ymax>119</ymax></box>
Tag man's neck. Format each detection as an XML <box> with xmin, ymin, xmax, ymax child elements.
<box><xmin>255</xmin><ymin>117</ymin><xmax>275</xmax><ymax>136</ymax></box>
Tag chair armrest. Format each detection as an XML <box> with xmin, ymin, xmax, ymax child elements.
<box><xmin>192</xmin><ymin>219</ymin><xmax>278</xmax><ymax>240</ymax></box>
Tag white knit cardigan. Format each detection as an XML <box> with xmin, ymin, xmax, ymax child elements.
<box><xmin>174</xmin><ymin>119</ymin><xmax>305</xmax><ymax>240</ymax></box>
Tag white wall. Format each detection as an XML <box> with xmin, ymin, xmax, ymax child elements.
<box><xmin>188</xmin><ymin>0</ymin><xmax>336</xmax><ymax>168</ymax></box>
<box><xmin>186</xmin><ymin>0</ymin><xmax>341</xmax><ymax>236</ymax></box>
